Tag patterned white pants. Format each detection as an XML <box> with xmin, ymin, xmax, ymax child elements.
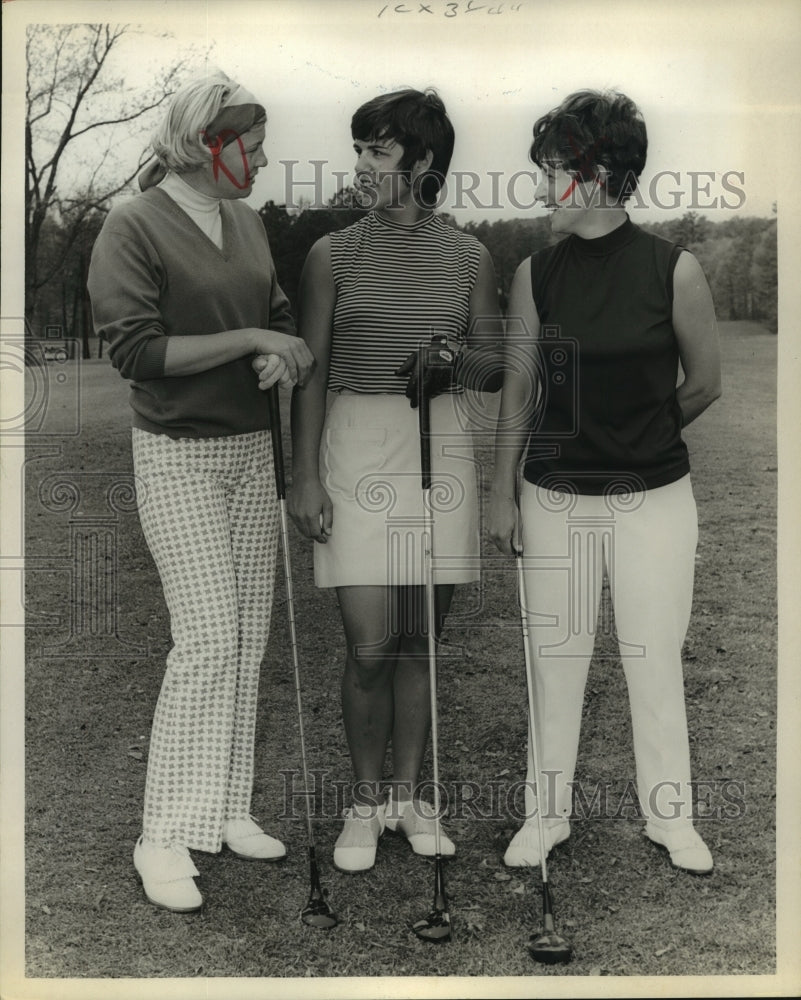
<box><xmin>132</xmin><ymin>428</ymin><xmax>279</xmax><ymax>852</ymax></box>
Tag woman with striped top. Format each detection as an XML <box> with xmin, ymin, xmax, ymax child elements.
<box><xmin>260</xmin><ymin>88</ymin><xmax>501</xmax><ymax>871</ymax></box>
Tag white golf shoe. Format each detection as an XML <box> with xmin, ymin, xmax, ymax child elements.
<box><xmin>133</xmin><ymin>836</ymin><xmax>202</xmax><ymax>912</ymax></box>
<box><xmin>223</xmin><ymin>817</ymin><xmax>286</xmax><ymax>861</ymax></box>
<box><xmin>385</xmin><ymin>795</ymin><xmax>456</xmax><ymax>858</ymax></box>
<box><xmin>644</xmin><ymin>822</ymin><xmax>713</xmax><ymax>874</ymax></box>
<box><xmin>503</xmin><ymin>819</ymin><xmax>571</xmax><ymax>867</ymax></box>
<box><xmin>333</xmin><ymin>803</ymin><xmax>386</xmax><ymax>872</ymax></box>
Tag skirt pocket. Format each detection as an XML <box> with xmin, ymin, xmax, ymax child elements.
<box><xmin>321</xmin><ymin>426</ymin><xmax>388</xmax><ymax>502</ymax></box>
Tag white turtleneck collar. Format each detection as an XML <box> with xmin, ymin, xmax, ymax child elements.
<box><xmin>159</xmin><ymin>171</ymin><xmax>223</xmax><ymax>248</ymax></box>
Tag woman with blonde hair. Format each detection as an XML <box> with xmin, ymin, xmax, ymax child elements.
<box><xmin>89</xmin><ymin>72</ymin><xmax>314</xmax><ymax>911</ymax></box>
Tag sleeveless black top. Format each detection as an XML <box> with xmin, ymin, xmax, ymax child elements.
<box><xmin>523</xmin><ymin>218</ymin><xmax>690</xmax><ymax>495</ymax></box>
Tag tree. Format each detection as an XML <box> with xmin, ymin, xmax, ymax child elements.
<box><xmin>31</xmin><ymin>210</ymin><xmax>107</xmax><ymax>359</ymax></box>
<box><xmin>669</xmin><ymin>210</ymin><xmax>710</xmax><ymax>247</ymax></box>
<box><xmin>25</xmin><ymin>23</ymin><xmax>188</xmax><ymax>339</ymax></box>
<box><xmin>462</xmin><ymin>217</ymin><xmax>553</xmax><ymax>306</ymax></box>
<box><xmin>259</xmin><ymin>191</ymin><xmax>364</xmax><ymax>312</ymax></box>
<box><xmin>750</xmin><ymin>220</ymin><xmax>778</xmax><ymax>333</ymax></box>
<box><xmin>643</xmin><ymin>214</ymin><xmax>778</xmax><ymax>329</ymax></box>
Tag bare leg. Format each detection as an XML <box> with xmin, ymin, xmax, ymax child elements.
<box><xmin>336</xmin><ymin>585</ymin><xmax>400</xmax><ymax>807</ymax></box>
<box><xmin>390</xmin><ymin>583</ymin><xmax>454</xmax><ymax>804</ymax></box>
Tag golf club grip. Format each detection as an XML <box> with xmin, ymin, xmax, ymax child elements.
<box><xmin>417</xmin><ymin>344</ymin><xmax>432</xmax><ymax>491</ymax></box>
<box><xmin>267</xmin><ymin>386</ymin><xmax>286</xmax><ymax>500</ymax></box>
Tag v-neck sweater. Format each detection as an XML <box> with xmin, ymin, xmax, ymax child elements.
<box><xmin>88</xmin><ymin>187</ymin><xmax>295</xmax><ymax>438</ymax></box>
<box><xmin>158</xmin><ymin>171</ymin><xmax>223</xmax><ymax>248</ymax></box>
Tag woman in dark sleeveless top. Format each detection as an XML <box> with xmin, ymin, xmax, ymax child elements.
<box><xmin>489</xmin><ymin>89</ymin><xmax>721</xmax><ymax>875</ymax></box>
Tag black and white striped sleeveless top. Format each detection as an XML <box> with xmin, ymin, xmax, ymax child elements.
<box><xmin>328</xmin><ymin>212</ymin><xmax>483</xmax><ymax>393</ymax></box>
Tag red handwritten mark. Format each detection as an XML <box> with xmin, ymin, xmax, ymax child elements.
<box><xmin>200</xmin><ymin>128</ymin><xmax>251</xmax><ymax>190</ymax></box>
<box><xmin>558</xmin><ymin>172</ymin><xmax>605</xmax><ymax>203</ymax></box>
<box><xmin>559</xmin><ymin>129</ymin><xmax>607</xmax><ymax>202</ymax></box>
<box><xmin>559</xmin><ymin>177</ymin><xmax>580</xmax><ymax>202</ymax></box>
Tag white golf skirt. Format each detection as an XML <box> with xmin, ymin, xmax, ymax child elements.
<box><xmin>314</xmin><ymin>392</ymin><xmax>480</xmax><ymax>588</ymax></box>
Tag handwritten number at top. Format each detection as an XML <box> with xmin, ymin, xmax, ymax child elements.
<box><xmin>377</xmin><ymin>1</ymin><xmax>523</xmax><ymax>17</ymax></box>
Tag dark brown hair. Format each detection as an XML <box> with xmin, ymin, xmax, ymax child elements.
<box><xmin>530</xmin><ymin>89</ymin><xmax>647</xmax><ymax>203</ymax></box>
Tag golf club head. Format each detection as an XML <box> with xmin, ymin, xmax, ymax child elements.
<box><xmin>300</xmin><ymin>852</ymin><xmax>337</xmax><ymax>928</ymax></box>
<box><xmin>301</xmin><ymin>896</ymin><xmax>338</xmax><ymax>930</ymax></box>
<box><xmin>528</xmin><ymin>930</ymin><xmax>572</xmax><ymax>964</ymax></box>
<box><xmin>412</xmin><ymin>908</ymin><xmax>451</xmax><ymax>943</ymax></box>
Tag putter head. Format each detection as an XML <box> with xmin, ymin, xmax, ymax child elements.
<box><xmin>528</xmin><ymin>930</ymin><xmax>572</xmax><ymax>964</ymax></box>
<box><xmin>301</xmin><ymin>895</ymin><xmax>338</xmax><ymax>930</ymax></box>
<box><xmin>412</xmin><ymin>908</ymin><xmax>451</xmax><ymax>943</ymax></box>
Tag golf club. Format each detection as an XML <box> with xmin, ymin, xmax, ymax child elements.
<box><xmin>411</xmin><ymin>345</ymin><xmax>452</xmax><ymax>944</ymax></box>
<box><xmin>268</xmin><ymin>385</ymin><xmax>337</xmax><ymax>930</ymax></box>
<box><xmin>515</xmin><ymin>539</ymin><xmax>572</xmax><ymax>964</ymax></box>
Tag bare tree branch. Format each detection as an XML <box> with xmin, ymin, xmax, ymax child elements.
<box><xmin>68</xmin><ymin>94</ymin><xmax>175</xmax><ymax>140</ymax></box>
<box><xmin>25</xmin><ymin>22</ymin><xmax>196</xmax><ymax>326</ymax></box>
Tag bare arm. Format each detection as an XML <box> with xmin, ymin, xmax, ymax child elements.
<box><xmin>672</xmin><ymin>251</ymin><xmax>722</xmax><ymax>426</ymax></box>
<box><xmin>287</xmin><ymin>236</ymin><xmax>336</xmax><ymax>543</ymax></box>
<box><xmin>487</xmin><ymin>259</ymin><xmax>541</xmax><ymax>555</ymax></box>
<box><xmin>460</xmin><ymin>244</ymin><xmax>505</xmax><ymax>392</ymax></box>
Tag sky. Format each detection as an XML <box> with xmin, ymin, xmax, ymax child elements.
<box><xmin>6</xmin><ymin>0</ymin><xmax>801</xmax><ymax>228</ymax></box>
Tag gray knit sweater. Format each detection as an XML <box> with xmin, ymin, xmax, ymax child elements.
<box><xmin>88</xmin><ymin>187</ymin><xmax>295</xmax><ymax>438</ymax></box>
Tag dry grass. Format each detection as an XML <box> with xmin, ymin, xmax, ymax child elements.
<box><xmin>20</xmin><ymin>321</ymin><xmax>778</xmax><ymax>986</ymax></box>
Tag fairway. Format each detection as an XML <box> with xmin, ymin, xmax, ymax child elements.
<box><xmin>19</xmin><ymin>320</ymin><xmax>778</xmax><ymax>981</ymax></box>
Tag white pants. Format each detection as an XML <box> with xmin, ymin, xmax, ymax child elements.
<box><xmin>132</xmin><ymin>429</ymin><xmax>279</xmax><ymax>852</ymax></box>
<box><xmin>519</xmin><ymin>475</ymin><xmax>698</xmax><ymax>828</ymax></box>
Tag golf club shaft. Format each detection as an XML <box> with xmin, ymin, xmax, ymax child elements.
<box><xmin>422</xmin><ymin>488</ymin><xmax>442</xmax><ymax>857</ymax></box>
<box><xmin>515</xmin><ymin>548</ymin><xmax>551</xmax><ymax>889</ymax></box>
<box><xmin>517</xmin><ymin>522</ymin><xmax>572</xmax><ymax>963</ymax></box>
<box><xmin>418</xmin><ymin>347</ymin><xmax>442</xmax><ymax>859</ymax></box>
<box><xmin>542</xmin><ymin>884</ymin><xmax>556</xmax><ymax>932</ymax></box>
<box><xmin>268</xmin><ymin>386</ymin><xmax>315</xmax><ymax>847</ymax></box>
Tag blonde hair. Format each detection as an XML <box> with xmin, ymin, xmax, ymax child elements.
<box><xmin>150</xmin><ymin>72</ymin><xmax>239</xmax><ymax>173</ymax></box>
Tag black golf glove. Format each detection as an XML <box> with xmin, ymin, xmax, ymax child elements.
<box><xmin>395</xmin><ymin>335</ymin><xmax>462</xmax><ymax>409</ymax></box>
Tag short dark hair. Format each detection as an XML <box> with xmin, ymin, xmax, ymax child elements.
<box><xmin>351</xmin><ymin>88</ymin><xmax>455</xmax><ymax>205</ymax></box>
<box><xmin>529</xmin><ymin>90</ymin><xmax>647</xmax><ymax>202</ymax></box>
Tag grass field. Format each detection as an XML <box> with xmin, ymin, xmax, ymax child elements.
<box><xmin>17</xmin><ymin>320</ymin><xmax>782</xmax><ymax>991</ymax></box>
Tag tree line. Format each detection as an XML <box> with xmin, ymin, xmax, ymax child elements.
<box><xmin>24</xmin><ymin>25</ymin><xmax>776</xmax><ymax>358</ymax></box>
<box><xmin>30</xmin><ymin>201</ymin><xmax>778</xmax><ymax>360</ymax></box>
